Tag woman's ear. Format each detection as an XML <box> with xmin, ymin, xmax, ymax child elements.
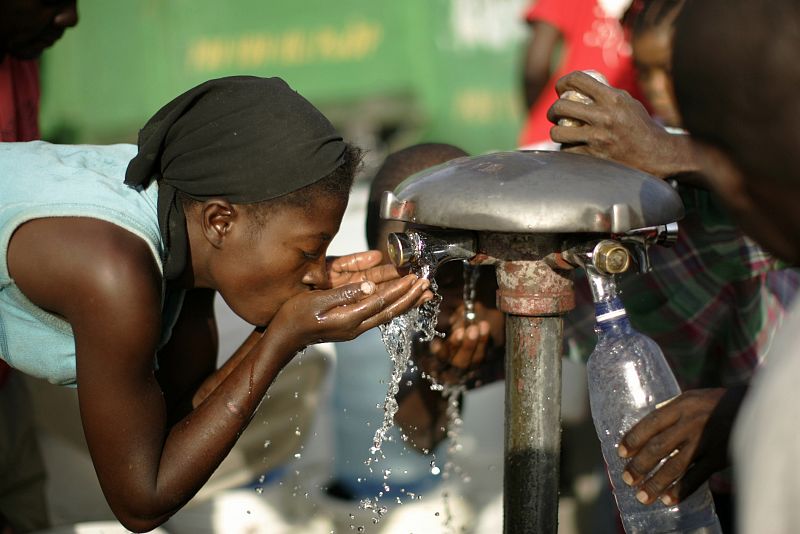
<box><xmin>200</xmin><ymin>199</ymin><xmax>236</xmax><ymax>248</ymax></box>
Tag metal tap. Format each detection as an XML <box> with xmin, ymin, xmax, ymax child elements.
<box><xmin>614</xmin><ymin>221</ymin><xmax>679</xmax><ymax>272</ymax></box>
<box><xmin>560</xmin><ymin>222</ymin><xmax>679</xmax><ymax>275</ymax></box>
<box><xmin>562</xmin><ymin>239</ymin><xmax>632</xmax><ymax>275</ymax></box>
<box><xmin>386</xmin><ymin>229</ymin><xmax>478</xmax><ymax>278</ymax></box>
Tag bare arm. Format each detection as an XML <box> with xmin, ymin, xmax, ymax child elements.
<box><xmin>547</xmin><ymin>71</ymin><xmax>708</xmax><ymax>186</ymax></box>
<box><xmin>522</xmin><ymin>21</ymin><xmax>563</xmax><ymax>110</ymax></box>
<box><xmin>153</xmin><ymin>288</ymin><xmax>218</xmax><ymax>421</ymax></box>
<box><xmin>8</xmin><ymin>217</ymin><xmax>429</xmax><ymax>532</ymax></box>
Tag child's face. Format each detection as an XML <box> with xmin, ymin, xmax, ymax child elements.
<box><xmin>214</xmin><ymin>195</ymin><xmax>348</xmax><ymax>326</ymax></box>
<box><xmin>633</xmin><ymin>26</ymin><xmax>682</xmax><ymax>128</ymax></box>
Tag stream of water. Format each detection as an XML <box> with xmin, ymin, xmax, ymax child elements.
<box><xmin>354</xmin><ymin>261</ymin><xmax>480</xmax><ymax>532</ymax></box>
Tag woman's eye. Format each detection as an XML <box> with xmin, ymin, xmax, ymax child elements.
<box><xmin>302</xmin><ymin>250</ymin><xmax>320</xmax><ymax>260</ymax></box>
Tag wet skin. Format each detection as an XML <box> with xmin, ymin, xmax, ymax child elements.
<box><xmin>6</xmin><ymin>194</ymin><xmax>429</xmax><ymax>532</ymax></box>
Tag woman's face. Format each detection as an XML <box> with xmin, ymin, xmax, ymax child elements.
<box><xmin>212</xmin><ymin>195</ymin><xmax>348</xmax><ymax>326</ymax></box>
<box><xmin>633</xmin><ymin>25</ymin><xmax>682</xmax><ymax>128</ymax></box>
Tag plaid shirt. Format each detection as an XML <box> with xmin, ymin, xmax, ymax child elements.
<box><xmin>565</xmin><ymin>184</ymin><xmax>800</xmax><ymax>390</ymax></box>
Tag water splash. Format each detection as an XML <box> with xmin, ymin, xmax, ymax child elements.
<box><xmin>370</xmin><ymin>280</ymin><xmax>443</xmax><ymax>457</ymax></box>
<box><xmin>357</xmin><ymin>260</ymin><xmax>477</xmax><ymax>530</ymax></box>
<box><xmin>352</xmin><ymin>280</ymin><xmax>443</xmax><ymax>529</ymax></box>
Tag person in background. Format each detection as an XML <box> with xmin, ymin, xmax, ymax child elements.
<box><xmin>0</xmin><ymin>3</ymin><xmax>78</xmax><ymax>532</ymax></box>
<box><xmin>0</xmin><ymin>76</ymin><xmax>430</xmax><ymax>533</ymax></box>
<box><xmin>546</xmin><ymin>1</ymin><xmax>800</xmax><ymax>530</ymax></box>
<box><xmin>519</xmin><ymin>0</ymin><xmax>642</xmax><ymax>148</ymax></box>
<box><xmin>669</xmin><ymin>1</ymin><xmax>800</xmax><ymax>531</ymax></box>
<box><xmin>0</xmin><ymin>0</ymin><xmax>78</xmax><ymax>141</ymax></box>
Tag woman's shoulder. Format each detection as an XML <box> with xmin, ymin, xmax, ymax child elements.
<box><xmin>8</xmin><ymin>217</ymin><xmax>163</xmax><ymax>320</ymax></box>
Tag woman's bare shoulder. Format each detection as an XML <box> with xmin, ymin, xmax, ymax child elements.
<box><xmin>7</xmin><ymin>216</ymin><xmax>163</xmax><ymax>321</ymax></box>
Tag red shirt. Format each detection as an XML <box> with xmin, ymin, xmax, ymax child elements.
<box><xmin>0</xmin><ymin>57</ymin><xmax>40</xmax><ymax>385</ymax></box>
<box><xmin>519</xmin><ymin>0</ymin><xmax>641</xmax><ymax>147</ymax></box>
<box><xmin>0</xmin><ymin>57</ymin><xmax>40</xmax><ymax>142</ymax></box>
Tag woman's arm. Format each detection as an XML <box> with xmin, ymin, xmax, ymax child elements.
<box><xmin>8</xmin><ymin>217</ymin><xmax>279</xmax><ymax>530</ymax></box>
<box><xmin>154</xmin><ymin>288</ymin><xmax>218</xmax><ymax>423</ymax></box>
<box><xmin>152</xmin><ymin>288</ymin><xmax>263</xmax><ymax>415</ymax></box>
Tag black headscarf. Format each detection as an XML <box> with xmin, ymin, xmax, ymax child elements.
<box><xmin>124</xmin><ymin>76</ymin><xmax>346</xmax><ymax>279</ymax></box>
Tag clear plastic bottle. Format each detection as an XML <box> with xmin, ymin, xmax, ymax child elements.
<box><xmin>585</xmin><ymin>268</ymin><xmax>722</xmax><ymax>533</ymax></box>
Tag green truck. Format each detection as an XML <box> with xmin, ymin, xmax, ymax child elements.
<box><xmin>40</xmin><ymin>0</ymin><xmax>529</xmax><ymax>159</ymax></box>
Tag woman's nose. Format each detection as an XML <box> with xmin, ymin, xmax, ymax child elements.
<box><xmin>54</xmin><ymin>2</ymin><xmax>79</xmax><ymax>29</ymax></box>
<box><xmin>302</xmin><ymin>258</ymin><xmax>329</xmax><ymax>289</ymax></box>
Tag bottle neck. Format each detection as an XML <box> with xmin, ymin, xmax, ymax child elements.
<box><xmin>594</xmin><ymin>297</ymin><xmax>632</xmax><ymax>334</ymax></box>
<box><xmin>586</xmin><ymin>268</ymin><xmax>632</xmax><ymax>334</ymax></box>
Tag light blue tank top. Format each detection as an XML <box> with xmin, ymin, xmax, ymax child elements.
<box><xmin>0</xmin><ymin>141</ymin><xmax>185</xmax><ymax>386</ymax></box>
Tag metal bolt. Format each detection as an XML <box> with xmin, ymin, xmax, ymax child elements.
<box><xmin>592</xmin><ymin>240</ymin><xmax>631</xmax><ymax>274</ymax></box>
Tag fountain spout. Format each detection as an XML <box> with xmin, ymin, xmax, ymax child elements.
<box><xmin>386</xmin><ymin>230</ymin><xmax>477</xmax><ymax>278</ymax></box>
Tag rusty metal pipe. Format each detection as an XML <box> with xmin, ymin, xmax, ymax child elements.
<box><xmin>503</xmin><ymin>314</ymin><xmax>564</xmax><ymax>533</ymax></box>
<box><xmin>482</xmin><ymin>234</ymin><xmax>575</xmax><ymax>534</ymax></box>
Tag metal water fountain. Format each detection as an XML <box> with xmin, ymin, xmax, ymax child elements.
<box><xmin>380</xmin><ymin>150</ymin><xmax>683</xmax><ymax>534</ymax></box>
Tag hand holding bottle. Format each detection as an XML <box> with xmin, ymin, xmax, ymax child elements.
<box><xmin>585</xmin><ymin>267</ymin><xmax>722</xmax><ymax>532</ymax></box>
<box><xmin>619</xmin><ymin>386</ymin><xmax>747</xmax><ymax>505</ymax></box>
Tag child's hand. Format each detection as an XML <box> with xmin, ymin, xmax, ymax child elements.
<box><xmin>617</xmin><ymin>386</ymin><xmax>746</xmax><ymax>505</ymax></box>
<box><xmin>420</xmin><ymin>302</ymin><xmax>504</xmax><ymax>386</ymax></box>
<box><xmin>270</xmin><ymin>274</ymin><xmax>430</xmax><ymax>352</ymax></box>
